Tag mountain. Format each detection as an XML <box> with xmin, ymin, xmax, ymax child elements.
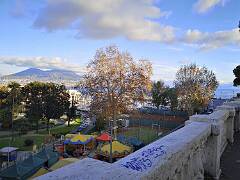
<box><xmin>13</xmin><ymin>68</ymin><xmax>48</xmax><ymax>77</ymax></box>
<box><xmin>1</xmin><ymin>68</ymin><xmax>81</xmax><ymax>81</ymax></box>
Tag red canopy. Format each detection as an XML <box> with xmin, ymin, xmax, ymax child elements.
<box><xmin>96</xmin><ymin>133</ymin><xmax>112</xmax><ymax>141</ymax></box>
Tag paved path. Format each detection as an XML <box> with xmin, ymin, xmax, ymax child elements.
<box><xmin>220</xmin><ymin>132</ymin><xmax>240</xmax><ymax>180</ymax></box>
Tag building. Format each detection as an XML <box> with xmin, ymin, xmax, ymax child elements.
<box><xmin>67</xmin><ymin>89</ymin><xmax>91</xmax><ymax>108</ymax></box>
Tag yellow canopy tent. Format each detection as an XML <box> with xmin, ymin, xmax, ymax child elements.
<box><xmin>64</xmin><ymin>134</ymin><xmax>95</xmax><ymax>145</ymax></box>
<box><xmin>70</xmin><ymin>134</ymin><xmax>95</xmax><ymax>143</ymax></box>
<box><xmin>98</xmin><ymin>141</ymin><xmax>132</xmax><ymax>158</ymax></box>
<box><xmin>64</xmin><ymin>134</ymin><xmax>96</xmax><ymax>156</ymax></box>
<box><xmin>65</xmin><ymin>134</ymin><xmax>77</xmax><ymax>139</ymax></box>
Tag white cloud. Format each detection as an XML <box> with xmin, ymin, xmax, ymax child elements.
<box><xmin>0</xmin><ymin>56</ymin><xmax>85</xmax><ymax>73</ymax></box>
<box><xmin>178</xmin><ymin>59</ymin><xmax>192</xmax><ymax>65</ymax></box>
<box><xmin>10</xmin><ymin>0</ymin><xmax>240</xmax><ymax>51</ymax></box>
<box><xmin>152</xmin><ymin>63</ymin><xmax>178</xmax><ymax>81</ymax></box>
<box><xmin>165</xmin><ymin>46</ymin><xmax>184</xmax><ymax>51</ymax></box>
<box><xmin>182</xmin><ymin>28</ymin><xmax>240</xmax><ymax>50</ymax></box>
<box><xmin>32</xmin><ymin>0</ymin><xmax>175</xmax><ymax>42</ymax></box>
<box><xmin>194</xmin><ymin>0</ymin><xmax>227</xmax><ymax>13</ymax></box>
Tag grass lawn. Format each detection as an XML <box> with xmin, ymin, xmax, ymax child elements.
<box><xmin>0</xmin><ymin>118</ymin><xmax>82</xmax><ymax>151</ymax></box>
<box><xmin>0</xmin><ymin>131</ymin><xmax>20</xmax><ymax>138</ymax></box>
<box><xmin>119</xmin><ymin>126</ymin><xmax>167</xmax><ymax>145</ymax></box>
<box><xmin>39</xmin><ymin>124</ymin><xmax>80</xmax><ymax>135</ymax></box>
<box><xmin>38</xmin><ymin>118</ymin><xmax>81</xmax><ymax>135</ymax></box>
<box><xmin>0</xmin><ymin>134</ymin><xmax>48</xmax><ymax>151</ymax></box>
<box><xmin>0</xmin><ymin>125</ymin><xmax>79</xmax><ymax>151</ymax></box>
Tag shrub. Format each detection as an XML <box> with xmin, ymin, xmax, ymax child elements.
<box><xmin>24</xmin><ymin>139</ymin><xmax>34</xmax><ymax>146</ymax></box>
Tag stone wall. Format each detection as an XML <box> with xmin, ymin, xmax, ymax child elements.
<box><xmin>36</xmin><ymin>99</ymin><xmax>240</xmax><ymax>180</ymax></box>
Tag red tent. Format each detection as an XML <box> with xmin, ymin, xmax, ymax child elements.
<box><xmin>96</xmin><ymin>133</ymin><xmax>112</xmax><ymax>142</ymax></box>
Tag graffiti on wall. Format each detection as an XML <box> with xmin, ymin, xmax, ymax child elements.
<box><xmin>121</xmin><ymin>145</ymin><xmax>167</xmax><ymax>172</ymax></box>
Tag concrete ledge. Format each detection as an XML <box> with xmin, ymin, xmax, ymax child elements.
<box><xmin>209</xmin><ymin>110</ymin><xmax>229</xmax><ymax>122</ymax></box>
<box><xmin>216</xmin><ymin>105</ymin><xmax>235</xmax><ymax>117</ymax></box>
<box><xmin>36</xmin><ymin>122</ymin><xmax>211</xmax><ymax>180</ymax></box>
<box><xmin>36</xmin><ymin>99</ymin><xmax>240</xmax><ymax>180</ymax></box>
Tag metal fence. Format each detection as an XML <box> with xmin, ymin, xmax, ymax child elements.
<box><xmin>138</xmin><ymin>107</ymin><xmax>188</xmax><ymax>118</ymax></box>
<box><xmin>128</xmin><ymin>119</ymin><xmax>182</xmax><ymax>129</ymax></box>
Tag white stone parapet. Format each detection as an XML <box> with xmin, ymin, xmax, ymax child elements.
<box><xmin>36</xmin><ymin>99</ymin><xmax>240</xmax><ymax>180</ymax></box>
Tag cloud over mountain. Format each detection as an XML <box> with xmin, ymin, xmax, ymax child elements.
<box><xmin>0</xmin><ymin>56</ymin><xmax>85</xmax><ymax>73</ymax></box>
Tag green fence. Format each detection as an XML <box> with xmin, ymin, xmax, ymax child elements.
<box><xmin>129</xmin><ymin>119</ymin><xmax>182</xmax><ymax>129</ymax></box>
<box><xmin>138</xmin><ymin>107</ymin><xmax>188</xmax><ymax>118</ymax></box>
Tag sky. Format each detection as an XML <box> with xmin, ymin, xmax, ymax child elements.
<box><xmin>0</xmin><ymin>0</ymin><xmax>240</xmax><ymax>84</ymax></box>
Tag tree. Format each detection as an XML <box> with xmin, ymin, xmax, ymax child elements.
<box><xmin>7</xmin><ymin>82</ymin><xmax>22</xmax><ymax>116</ymax></box>
<box><xmin>152</xmin><ymin>81</ymin><xmax>166</xmax><ymax>109</ymax></box>
<box><xmin>0</xmin><ymin>86</ymin><xmax>12</xmax><ymax>129</ymax></box>
<box><xmin>233</xmin><ymin>65</ymin><xmax>240</xmax><ymax>86</ymax></box>
<box><xmin>95</xmin><ymin>114</ymin><xmax>106</xmax><ymax>132</ymax></box>
<box><xmin>23</xmin><ymin>82</ymin><xmax>46</xmax><ymax>133</ymax></box>
<box><xmin>23</xmin><ymin>82</ymin><xmax>70</xmax><ymax>132</ymax></box>
<box><xmin>66</xmin><ymin>94</ymin><xmax>77</xmax><ymax>126</ymax></box>
<box><xmin>0</xmin><ymin>86</ymin><xmax>16</xmax><ymax>128</ymax></box>
<box><xmin>44</xmin><ymin>83</ymin><xmax>70</xmax><ymax>131</ymax></box>
<box><xmin>81</xmin><ymin>45</ymin><xmax>152</xmax><ymax>137</ymax></box>
<box><xmin>174</xmin><ymin>64</ymin><xmax>218</xmax><ymax>115</ymax></box>
<box><xmin>152</xmin><ymin>81</ymin><xmax>178</xmax><ymax>110</ymax></box>
<box><xmin>163</xmin><ymin>87</ymin><xmax>178</xmax><ymax>111</ymax></box>
<box><xmin>0</xmin><ymin>85</ymin><xmax>9</xmax><ymax>109</ymax></box>
<box><xmin>6</xmin><ymin>82</ymin><xmax>22</xmax><ymax>139</ymax></box>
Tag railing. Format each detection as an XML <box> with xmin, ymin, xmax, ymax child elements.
<box><xmin>36</xmin><ymin>99</ymin><xmax>240</xmax><ymax>180</ymax></box>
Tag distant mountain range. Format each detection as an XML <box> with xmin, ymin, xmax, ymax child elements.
<box><xmin>1</xmin><ymin>68</ymin><xmax>81</xmax><ymax>81</ymax></box>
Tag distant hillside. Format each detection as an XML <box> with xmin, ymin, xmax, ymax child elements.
<box><xmin>215</xmin><ymin>83</ymin><xmax>240</xmax><ymax>99</ymax></box>
<box><xmin>217</xmin><ymin>83</ymin><xmax>239</xmax><ymax>90</ymax></box>
<box><xmin>1</xmin><ymin>68</ymin><xmax>81</xmax><ymax>81</ymax></box>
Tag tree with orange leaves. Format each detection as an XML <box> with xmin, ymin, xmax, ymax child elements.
<box><xmin>81</xmin><ymin>45</ymin><xmax>152</xmax><ymax>137</ymax></box>
<box><xmin>174</xmin><ymin>64</ymin><xmax>218</xmax><ymax>115</ymax></box>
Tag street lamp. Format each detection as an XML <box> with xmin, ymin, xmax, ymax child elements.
<box><xmin>109</xmin><ymin>120</ymin><xmax>113</xmax><ymax>163</ymax></box>
<box><xmin>11</xmin><ymin>95</ymin><xmax>15</xmax><ymax>141</ymax></box>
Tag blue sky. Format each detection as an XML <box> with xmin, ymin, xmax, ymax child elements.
<box><xmin>0</xmin><ymin>0</ymin><xmax>240</xmax><ymax>84</ymax></box>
